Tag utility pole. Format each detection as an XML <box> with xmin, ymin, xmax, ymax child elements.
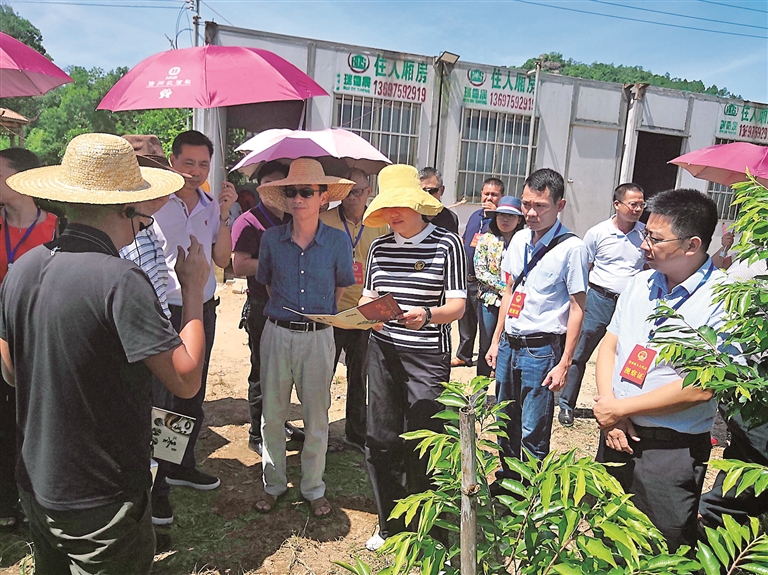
<box><xmin>192</xmin><ymin>0</ymin><xmax>201</xmax><ymax>46</ymax></box>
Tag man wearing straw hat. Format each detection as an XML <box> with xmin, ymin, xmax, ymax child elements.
<box><xmin>0</xmin><ymin>133</ymin><xmax>208</xmax><ymax>573</ymax></box>
<box><xmin>254</xmin><ymin>158</ymin><xmax>355</xmax><ymax>517</ymax></box>
<box><xmin>360</xmin><ymin>164</ymin><xmax>467</xmax><ymax>550</ymax></box>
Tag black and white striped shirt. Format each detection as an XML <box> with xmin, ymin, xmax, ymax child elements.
<box><xmin>363</xmin><ymin>224</ymin><xmax>467</xmax><ymax>353</ymax></box>
<box><xmin>119</xmin><ymin>228</ymin><xmax>171</xmax><ymax>319</ymax></box>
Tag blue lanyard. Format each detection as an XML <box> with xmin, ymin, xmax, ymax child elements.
<box><xmin>339</xmin><ymin>205</ymin><xmax>365</xmax><ymax>252</ymax></box>
<box><xmin>257</xmin><ymin>203</ymin><xmax>282</xmax><ymax>229</ymax></box>
<box><xmin>4</xmin><ymin>208</ymin><xmax>41</xmax><ymax>267</ymax></box>
<box><xmin>648</xmin><ymin>261</ymin><xmax>715</xmax><ymax>339</ymax></box>
<box><xmin>522</xmin><ymin>221</ymin><xmax>562</xmax><ymax>281</ymax></box>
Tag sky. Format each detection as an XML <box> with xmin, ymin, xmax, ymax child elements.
<box><xmin>11</xmin><ymin>0</ymin><xmax>768</xmax><ymax>102</ymax></box>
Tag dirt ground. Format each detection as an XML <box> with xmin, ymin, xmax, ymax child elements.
<box><xmin>0</xmin><ymin>282</ymin><xmax>726</xmax><ymax>574</ymax></box>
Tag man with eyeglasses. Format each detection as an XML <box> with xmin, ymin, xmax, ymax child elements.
<box><xmin>593</xmin><ymin>189</ymin><xmax>729</xmax><ymax>551</ymax></box>
<box><xmin>254</xmin><ymin>159</ymin><xmax>355</xmax><ymax>517</ymax></box>
<box><xmin>418</xmin><ymin>167</ymin><xmax>459</xmax><ymax>234</ymax></box>
<box><xmin>558</xmin><ymin>183</ymin><xmax>646</xmax><ymax>426</ymax></box>
<box><xmin>320</xmin><ymin>168</ymin><xmax>388</xmax><ymax>452</ymax></box>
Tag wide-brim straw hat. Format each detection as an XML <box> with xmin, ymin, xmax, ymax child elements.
<box><xmin>122</xmin><ymin>134</ymin><xmax>173</xmax><ymax>171</ymax></box>
<box><xmin>6</xmin><ymin>133</ymin><xmax>184</xmax><ymax>204</ymax></box>
<box><xmin>363</xmin><ymin>164</ymin><xmax>444</xmax><ymax>228</ymax></box>
<box><xmin>257</xmin><ymin>158</ymin><xmax>354</xmax><ymax>212</ymax></box>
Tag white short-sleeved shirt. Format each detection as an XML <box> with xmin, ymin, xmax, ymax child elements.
<box><xmin>501</xmin><ymin>221</ymin><xmax>588</xmax><ymax>336</ymax></box>
<box><xmin>584</xmin><ymin>217</ymin><xmax>645</xmax><ymax>294</ymax></box>
<box><xmin>607</xmin><ymin>258</ymin><xmax>727</xmax><ymax>434</ymax></box>
<box><xmin>152</xmin><ymin>189</ymin><xmax>220</xmax><ymax>305</ymax></box>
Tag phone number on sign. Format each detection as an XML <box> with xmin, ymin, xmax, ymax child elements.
<box><xmin>739</xmin><ymin>124</ymin><xmax>768</xmax><ymax>141</ymax></box>
<box><xmin>489</xmin><ymin>91</ymin><xmax>534</xmax><ymax>111</ymax></box>
<box><xmin>373</xmin><ymin>80</ymin><xmax>427</xmax><ymax>102</ymax></box>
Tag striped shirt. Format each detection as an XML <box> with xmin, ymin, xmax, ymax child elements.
<box><xmin>363</xmin><ymin>223</ymin><xmax>467</xmax><ymax>353</ymax></box>
<box><xmin>119</xmin><ymin>228</ymin><xmax>171</xmax><ymax>319</ymax></box>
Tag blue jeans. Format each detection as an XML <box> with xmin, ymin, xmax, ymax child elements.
<box><xmin>559</xmin><ymin>287</ymin><xmax>617</xmax><ymax>410</ymax></box>
<box><xmin>477</xmin><ymin>302</ymin><xmax>499</xmax><ymax>378</ymax></box>
<box><xmin>495</xmin><ymin>335</ymin><xmax>562</xmax><ymax>479</ymax></box>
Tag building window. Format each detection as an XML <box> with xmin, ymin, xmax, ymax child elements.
<box><xmin>333</xmin><ymin>94</ymin><xmax>420</xmax><ymax>166</ymax></box>
<box><xmin>706</xmin><ymin>138</ymin><xmax>740</xmax><ymax>221</ymax></box>
<box><xmin>457</xmin><ymin>109</ymin><xmax>537</xmax><ymax>202</ymax></box>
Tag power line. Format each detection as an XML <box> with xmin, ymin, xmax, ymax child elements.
<box><xmin>589</xmin><ymin>0</ymin><xmax>765</xmax><ymax>30</ymax></box>
<box><xmin>697</xmin><ymin>0</ymin><xmax>768</xmax><ymax>14</ymax></box>
<box><xmin>508</xmin><ymin>0</ymin><xmax>767</xmax><ymax>39</ymax></box>
<box><xmin>200</xmin><ymin>0</ymin><xmax>234</xmax><ymax>26</ymax></box>
<box><xmin>13</xmin><ymin>0</ymin><xmax>179</xmax><ymax>7</ymax></box>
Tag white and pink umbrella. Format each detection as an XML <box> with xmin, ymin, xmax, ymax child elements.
<box><xmin>0</xmin><ymin>32</ymin><xmax>72</xmax><ymax>97</ymax></box>
<box><xmin>233</xmin><ymin>128</ymin><xmax>392</xmax><ymax>178</ymax></box>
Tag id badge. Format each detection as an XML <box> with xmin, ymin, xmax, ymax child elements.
<box><xmin>507</xmin><ymin>291</ymin><xmax>526</xmax><ymax>318</ymax></box>
<box><xmin>353</xmin><ymin>261</ymin><xmax>364</xmax><ymax>285</ymax></box>
<box><xmin>620</xmin><ymin>344</ymin><xmax>657</xmax><ymax>387</ymax></box>
<box><xmin>470</xmin><ymin>233</ymin><xmax>481</xmax><ymax>248</ymax></box>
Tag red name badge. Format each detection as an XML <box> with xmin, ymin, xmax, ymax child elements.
<box><xmin>620</xmin><ymin>344</ymin><xmax>657</xmax><ymax>387</ymax></box>
<box><xmin>507</xmin><ymin>291</ymin><xmax>526</xmax><ymax>318</ymax></box>
<box><xmin>470</xmin><ymin>233</ymin><xmax>482</xmax><ymax>248</ymax></box>
<box><xmin>353</xmin><ymin>261</ymin><xmax>364</xmax><ymax>285</ymax></box>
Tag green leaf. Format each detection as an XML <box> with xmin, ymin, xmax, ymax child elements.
<box><xmin>541</xmin><ymin>472</ymin><xmax>555</xmax><ymax>511</ymax></box>
<box><xmin>696</xmin><ymin>543</ymin><xmax>722</xmax><ymax>575</ymax></box>
<box><xmin>579</xmin><ymin>536</ymin><xmax>618</xmax><ymax>567</ymax></box>
<box><xmin>574</xmin><ymin>469</ymin><xmax>586</xmax><ymax>505</ymax></box>
<box><xmin>437</xmin><ymin>393</ymin><xmax>467</xmax><ymax>408</ymax></box>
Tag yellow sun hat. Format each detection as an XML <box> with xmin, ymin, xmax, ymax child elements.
<box><xmin>362</xmin><ymin>164</ymin><xmax>444</xmax><ymax>228</ymax></box>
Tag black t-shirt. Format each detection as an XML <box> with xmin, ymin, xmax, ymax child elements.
<box><xmin>0</xmin><ymin>224</ymin><xmax>182</xmax><ymax>511</ymax></box>
<box><xmin>426</xmin><ymin>207</ymin><xmax>459</xmax><ymax>234</ymax></box>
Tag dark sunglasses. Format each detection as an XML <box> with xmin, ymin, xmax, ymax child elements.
<box><xmin>283</xmin><ymin>187</ymin><xmax>319</xmax><ymax>199</ymax></box>
<box><xmin>349</xmin><ymin>187</ymin><xmax>368</xmax><ymax>197</ymax></box>
<box><xmin>422</xmin><ymin>187</ymin><xmax>441</xmax><ymax>195</ymax></box>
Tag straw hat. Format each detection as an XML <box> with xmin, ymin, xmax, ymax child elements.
<box><xmin>362</xmin><ymin>164</ymin><xmax>444</xmax><ymax>228</ymax></box>
<box><xmin>6</xmin><ymin>133</ymin><xmax>184</xmax><ymax>204</ymax></box>
<box><xmin>257</xmin><ymin>158</ymin><xmax>354</xmax><ymax>211</ymax></box>
<box><xmin>122</xmin><ymin>134</ymin><xmax>172</xmax><ymax>170</ymax></box>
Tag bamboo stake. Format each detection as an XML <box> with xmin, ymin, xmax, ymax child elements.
<box><xmin>459</xmin><ymin>405</ymin><xmax>478</xmax><ymax>575</ymax></box>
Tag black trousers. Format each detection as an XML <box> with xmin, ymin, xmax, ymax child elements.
<box><xmin>245</xmin><ymin>297</ymin><xmax>269</xmax><ymax>441</ymax></box>
<box><xmin>456</xmin><ymin>280</ymin><xmax>478</xmax><ymax>365</ymax></box>
<box><xmin>597</xmin><ymin>426</ymin><xmax>711</xmax><ymax>551</ymax></box>
<box><xmin>365</xmin><ymin>337</ymin><xmax>449</xmax><ymax>538</ymax></box>
<box><xmin>0</xmin><ymin>381</ymin><xmax>17</xmax><ymax>518</ymax></box>
<box><xmin>153</xmin><ymin>297</ymin><xmax>218</xmax><ymax>498</ymax></box>
<box><xmin>333</xmin><ymin>327</ymin><xmax>369</xmax><ymax>446</ymax></box>
<box><xmin>699</xmin><ymin>417</ymin><xmax>768</xmax><ymax>528</ymax></box>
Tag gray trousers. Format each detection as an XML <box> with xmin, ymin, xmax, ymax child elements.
<box><xmin>260</xmin><ymin>321</ymin><xmax>335</xmax><ymax>501</ymax></box>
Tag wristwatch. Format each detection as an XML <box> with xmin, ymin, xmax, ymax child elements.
<box><xmin>220</xmin><ymin>215</ymin><xmax>231</xmax><ymax>227</ymax></box>
<box><xmin>420</xmin><ymin>307</ymin><xmax>432</xmax><ymax>329</ymax></box>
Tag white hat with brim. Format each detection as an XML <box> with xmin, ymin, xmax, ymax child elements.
<box><xmin>6</xmin><ymin>133</ymin><xmax>185</xmax><ymax>205</ymax></box>
<box><xmin>257</xmin><ymin>158</ymin><xmax>354</xmax><ymax>212</ymax></box>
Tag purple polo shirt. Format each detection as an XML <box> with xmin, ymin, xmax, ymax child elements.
<box><xmin>231</xmin><ymin>202</ymin><xmax>290</xmax><ymax>300</ymax></box>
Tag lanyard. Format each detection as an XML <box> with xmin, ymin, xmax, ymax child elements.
<box><xmin>4</xmin><ymin>208</ymin><xmax>41</xmax><ymax>267</ymax></box>
<box><xmin>339</xmin><ymin>205</ymin><xmax>365</xmax><ymax>252</ymax></box>
<box><xmin>648</xmin><ymin>261</ymin><xmax>715</xmax><ymax>339</ymax></box>
<box><xmin>522</xmin><ymin>221</ymin><xmax>562</xmax><ymax>282</ymax></box>
<box><xmin>257</xmin><ymin>203</ymin><xmax>282</xmax><ymax>229</ymax></box>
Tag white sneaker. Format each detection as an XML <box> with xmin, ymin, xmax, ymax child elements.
<box><xmin>366</xmin><ymin>533</ymin><xmax>386</xmax><ymax>551</ymax></box>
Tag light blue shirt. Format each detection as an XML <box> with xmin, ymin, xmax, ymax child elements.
<box><xmin>607</xmin><ymin>257</ymin><xmax>728</xmax><ymax>434</ymax></box>
<box><xmin>501</xmin><ymin>220</ymin><xmax>588</xmax><ymax>335</ymax></box>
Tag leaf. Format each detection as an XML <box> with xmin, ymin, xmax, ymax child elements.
<box><xmin>698</xmin><ymin>325</ymin><xmax>718</xmax><ymax>347</ymax></box>
<box><xmin>540</xmin><ymin>471</ymin><xmax>555</xmax><ymax>511</ymax></box>
<box><xmin>437</xmin><ymin>393</ymin><xmax>467</xmax><ymax>408</ymax></box>
<box><xmin>574</xmin><ymin>469</ymin><xmax>586</xmax><ymax>505</ymax></box>
<box><xmin>696</xmin><ymin>543</ymin><xmax>722</xmax><ymax>575</ymax></box>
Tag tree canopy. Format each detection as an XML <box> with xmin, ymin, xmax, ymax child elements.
<box><xmin>521</xmin><ymin>52</ymin><xmax>736</xmax><ymax>98</ymax></box>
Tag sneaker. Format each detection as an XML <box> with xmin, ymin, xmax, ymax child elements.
<box><xmin>165</xmin><ymin>467</ymin><xmax>221</xmax><ymax>490</ymax></box>
<box><xmin>558</xmin><ymin>407</ymin><xmax>574</xmax><ymax>427</ymax></box>
<box><xmin>248</xmin><ymin>437</ymin><xmax>263</xmax><ymax>456</ymax></box>
<box><xmin>343</xmin><ymin>436</ymin><xmax>365</xmax><ymax>454</ymax></box>
<box><xmin>285</xmin><ymin>422</ymin><xmax>305</xmax><ymax>442</ymax></box>
<box><xmin>366</xmin><ymin>533</ymin><xmax>386</xmax><ymax>552</ymax></box>
<box><xmin>151</xmin><ymin>496</ymin><xmax>174</xmax><ymax>526</ymax></box>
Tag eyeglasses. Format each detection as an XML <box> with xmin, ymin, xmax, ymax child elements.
<box><xmin>349</xmin><ymin>187</ymin><xmax>368</xmax><ymax>197</ymax></box>
<box><xmin>422</xmin><ymin>187</ymin><xmax>441</xmax><ymax>195</ymax></box>
<box><xmin>283</xmin><ymin>187</ymin><xmax>319</xmax><ymax>199</ymax></box>
<box><xmin>640</xmin><ymin>229</ymin><xmax>690</xmax><ymax>246</ymax></box>
<box><xmin>616</xmin><ymin>200</ymin><xmax>647</xmax><ymax>210</ymax></box>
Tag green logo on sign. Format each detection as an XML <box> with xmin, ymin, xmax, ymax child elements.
<box><xmin>348</xmin><ymin>54</ymin><xmax>369</xmax><ymax>74</ymax></box>
<box><xmin>724</xmin><ymin>103</ymin><xmax>738</xmax><ymax>117</ymax></box>
<box><xmin>467</xmin><ymin>69</ymin><xmax>485</xmax><ymax>86</ymax></box>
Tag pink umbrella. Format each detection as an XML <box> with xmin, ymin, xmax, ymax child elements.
<box><xmin>670</xmin><ymin>142</ymin><xmax>768</xmax><ymax>188</ymax></box>
<box><xmin>232</xmin><ymin>128</ymin><xmax>392</xmax><ymax>178</ymax></box>
<box><xmin>97</xmin><ymin>45</ymin><xmax>327</xmax><ymax>111</ymax></box>
<box><xmin>0</xmin><ymin>32</ymin><xmax>72</xmax><ymax>97</ymax></box>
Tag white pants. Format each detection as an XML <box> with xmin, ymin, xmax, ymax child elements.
<box><xmin>260</xmin><ymin>320</ymin><xmax>335</xmax><ymax>500</ymax></box>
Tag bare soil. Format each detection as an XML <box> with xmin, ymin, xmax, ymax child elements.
<box><xmin>0</xmin><ymin>282</ymin><xmax>725</xmax><ymax>574</ymax></box>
